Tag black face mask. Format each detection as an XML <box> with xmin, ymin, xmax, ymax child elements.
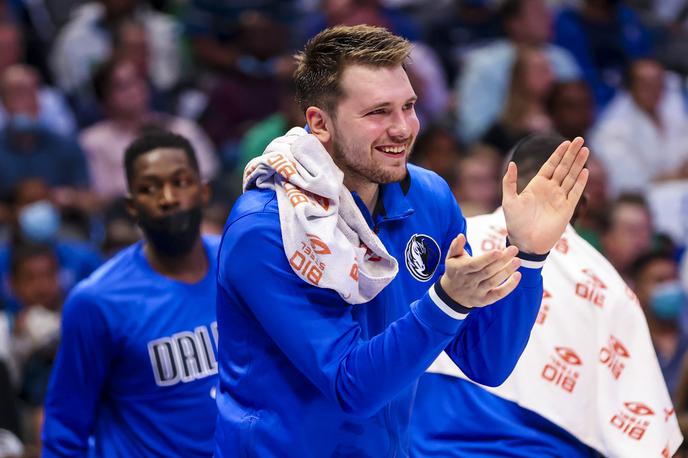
<box><xmin>137</xmin><ymin>205</ymin><xmax>203</xmax><ymax>257</ymax></box>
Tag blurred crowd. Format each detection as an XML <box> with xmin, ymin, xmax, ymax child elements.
<box><xmin>1</xmin><ymin>0</ymin><xmax>688</xmax><ymax>456</ymax></box>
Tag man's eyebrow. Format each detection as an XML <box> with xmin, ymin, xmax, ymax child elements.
<box><xmin>361</xmin><ymin>96</ymin><xmax>417</xmax><ymax>113</ymax></box>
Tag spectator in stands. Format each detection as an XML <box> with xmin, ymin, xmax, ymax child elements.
<box><xmin>0</xmin><ymin>356</ymin><xmax>23</xmax><ymax>457</ymax></box>
<box><xmin>50</xmin><ymin>0</ymin><xmax>184</xmax><ymax>116</ymax></box>
<box><xmin>8</xmin><ymin>243</ymin><xmax>62</xmax><ymax>452</ymax></box>
<box><xmin>547</xmin><ymin>80</ymin><xmax>596</xmax><ymax>140</ymax></box>
<box><xmin>0</xmin><ymin>22</ymin><xmax>76</xmax><ymax>137</ymax></box>
<box><xmin>451</xmin><ymin>144</ymin><xmax>501</xmax><ymax>217</ymax></box>
<box><xmin>80</xmin><ymin>57</ymin><xmax>218</xmax><ymax>201</ymax></box>
<box><xmin>554</xmin><ymin>0</ymin><xmax>653</xmax><ymax>108</ymax></box>
<box><xmin>572</xmin><ymin>154</ymin><xmax>609</xmax><ymax>251</ymax></box>
<box><xmin>238</xmin><ymin>78</ymin><xmax>305</xmax><ymax>172</ymax></box>
<box><xmin>409</xmin><ymin>124</ymin><xmax>462</xmax><ymax>185</ymax></box>
<box><xmin>631</xmin><ymin>250</ymin><xmax>688</xmax><ymax>398</ymax></box>
<box><xmin>601</xmin><ymin>193</ymin><xmax>654</xmax><ymax>283</ymax></box>
<box><xmin>424</xmin><ymin>0</ymin><xmax>502</xmax><ymax>83</ymax></box>
<box><xmin>100</xmin><ymin>199</ymin><xmax>140</xmax><ymax>259</ymax></box>
<box><xmin>183</xmin><ymin>0</ymin><xmax>295</xmax><ymax>74</ymax></box>
<box><xmin>303</xmin><ymin>0</ymin><xmax>420</xmax><ymax>43</ymax></box>
<box><xmin>111</xmin><ymin>19</ymin><xmax>178</xmax><ymax>115</ymax></box>
<box><xmin>481</xmin><ymin>46</ymin><xmax>554</xmax><ymax>156</ymax></box>
<box><xmin>0</xmin><ymin>179</ymin><xmax>102</xmax><ymax>316</ymax></box>
<box><xmin>590</xmin><ymin>59</ymin><xmax>688</xmax><ymax>196</ymax></box>
<box><xmin>194</xmin><ymin>6</ymin><xmax>297</xmax><ymax>167</ymax></box>
<box><xmin>8</xmin><ymin>244</ymin><xmax>62</xmax><ymax>371</ymax></box>
<box><xmin>456</xmin><ymin>0</ymin><xmax>580</xmax><ymax>144</ymax></box>
<box><xmin>0</xmin><ymin>65</ymin><xmax>91</xmax><ymax>209</ymax></box>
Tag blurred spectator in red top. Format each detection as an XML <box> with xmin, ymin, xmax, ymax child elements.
<box><xmin>80</xmin><ymin>58</ymin><xmax>218</xmax><ymax>201</ymax></box>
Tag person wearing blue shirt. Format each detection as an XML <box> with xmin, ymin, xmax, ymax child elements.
<box><xmin>214</xmin><ymin>25</ymin><xmax>590</xmax><ymax>457</ymax></box>
<box><xmin>42</xmin><ymin>131</ymin><xmax>219</xmax><ymax>457</ymax></box>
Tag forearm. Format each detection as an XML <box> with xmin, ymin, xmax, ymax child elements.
<box><xmin>445</xmin><ymin>266</ymin><xmax>543</xmax><ymax>386</ymax></box>
<box><xmin>333</xmin><ymin>289</ymin><xmax>466</xmax><ymax>416</ymax></box>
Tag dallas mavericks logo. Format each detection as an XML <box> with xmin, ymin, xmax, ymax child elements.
<box><xmin>404</xmin><ymin>234</ymin><xmax>441</xmax><ymax>282</ymax></box>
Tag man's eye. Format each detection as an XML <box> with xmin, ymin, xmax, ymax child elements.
<box><xmin>138</xmin><ymin>185</ymin><xmax>155</xmax><ymax>194</ymax></box>
<box><xmin>367</xmin><ymin>109</ymin><xmax>387</xmax><ymax>116</ymax></box>
<box><xmin>403</xmin><ymin>102</ymin><xmax>415</xmax><ymax>110</ymax></box>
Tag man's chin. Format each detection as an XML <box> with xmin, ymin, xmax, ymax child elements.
<box><xmin>376</xmin><ymin>165</ymin><xmax>408</xmax><ymax>184</ymax></box>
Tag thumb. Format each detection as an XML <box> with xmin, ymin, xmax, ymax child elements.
<box><xmin>447</xmin><ymin>233</ymin><xmax>466</xmax><ymax>259</ymax></box>
<box><xmin>502</xmin><ymin>161</ymin><xmax>518</xmax><ymax>206</ymax></box>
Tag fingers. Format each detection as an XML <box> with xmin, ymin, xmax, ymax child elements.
<box><xmin>484</xmin><ymin>271</ymin><xmax>522</xmax><ymax>305</ymax></box>
<box><xmin>560</xmin><ymin>146</ymin><xmax>590</xmax><ymax>194</ymax></box>
<box><xmin>441</xmin><ymin>245</ymin><xmax>523</xmax><ymax>308</ymax></box>
<box><xmin>536</xmin><ymin>140</ymin><xmax>569</xmax><ymax>179</ymax></box>
<box><xmin>478</xmin><ymin>256</ymin><xmax>521</xmax><ymax>291</ymax></box>
<box><xmin>462</xmin><ymin>245</ymin><xmax>518</xmax><ymax>274</ymax></box>
<box><xmin>566</xmin><ymin>167</ymin><xmax>589</xmax><ymax>206</ymax></box>
<box><xmin>501</xmin><ymin>162</ymin><xmax>518</xmax><ymax>205</ymax></box>
<box><xmin>446</xmin><ymin>233</ymin><xmax>466</xmax><ymax>259</ymax></box>
<box><xmin>550</xmin><ymin>137</ymin><xmax>585</xmax><ymax>185</ymax></box>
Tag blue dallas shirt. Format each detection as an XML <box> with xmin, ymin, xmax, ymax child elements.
<box><xmin>42</xmin><ymin>236</ymin><xmax>220</xmax><ymax>458</ymax></box>
<box><xmin>214</xmin><ymin>165</ymin><xmax>545</xmax><ymax>457</ymax></box>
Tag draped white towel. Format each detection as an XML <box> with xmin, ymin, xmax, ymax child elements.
<box><xmin>243</xmin><ymin>127</ymin><xmax>398</xmax><ymax>304</ymax></box>
<box><xmin>427</xmin><ymin>208</ymin><xmax>683</xmax><ymax>458</ymax></box>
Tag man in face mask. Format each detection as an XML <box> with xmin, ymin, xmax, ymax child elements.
<box><xmin>42</xmin><ymin>131</ymin><xmax>221</xmax><ymax>458</ymax></box>
<box><xmin>632</xmin><ymin>251</ymin><xmax>688</xmax><ymax>398</ymax></box>
<box><xmin>0</xmin><ymin>179</ymin><xmax>102</xmax><ymax>317</ymax></box>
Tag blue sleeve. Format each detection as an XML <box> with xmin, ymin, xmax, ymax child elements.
<box><xmin>42</xmin><ymin>287</ymin><xmax>114</xmax><ymax>457</ymax></box>
<box><xmin>444</xmin><ymin>266</ymin><xmax>542</xmax><ymax>386</ymax></box>
<box><xmin>439</xmin><ymin>197</ymin><xmax>543</xmax><ymax>387</ymax></box>
<box><xmin>218</xmin><ymin>212</ymin><xmax>467</xmax><ymax>418</ymax></box>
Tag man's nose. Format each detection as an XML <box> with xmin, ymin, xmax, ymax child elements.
<box><xmin>388</xmin><ymin>113</ymin><xmax>410</xmax><ymax>140</ymax></box>
<box><xmin>158</xmin><ymin>184</ymin><xmax>180</xmax><ymax>210</ymax></box>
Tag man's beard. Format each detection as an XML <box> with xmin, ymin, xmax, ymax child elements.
<box><xmin>137</xmin><ymin>206</ymin><xmax>203</xmax><ymax>257</ymax></box>
<box><xmin>331</xmin><ymin>131</ymin><xmax>411</xmax><ymax>185</ymax></box>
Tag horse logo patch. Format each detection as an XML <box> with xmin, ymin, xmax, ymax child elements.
<box><xmin>404</xmin><ymin>234</ymin><xmax>441</xmax><ymax>282</ymax></box>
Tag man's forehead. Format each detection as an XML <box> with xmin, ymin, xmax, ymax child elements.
<box><xmin>134</xmin><ymin>148</ymin><xmax>193</xmax><ymax>175</ymax></box>
<box><xmin>338</xmin><ymin>64</ymin><xmax>415</xmax><ymax>105</ymax></box>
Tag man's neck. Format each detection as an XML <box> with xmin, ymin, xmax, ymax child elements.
<box><xmin>345</xmin><ymin>176</ymin><xmax>379</xmax><ymax>214</ymax></box>
<box><xmin>143</xmin><ymin>238</ymin><xmax>208</xmax><ymax>283</ymax></box>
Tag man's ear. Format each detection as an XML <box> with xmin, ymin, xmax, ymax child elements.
<box><xmin>124</xmin><ymin>194</ymin><xmax>138</xmax><ymax>220</ymax></box>
<box><xmin>200</xmin><ymin>181</ymin><xmax>212</xmax><ymax>206</ymax></box>
<box><xmin>305</xmin><ymin>106</ymin><xmax>332</xmax><ymax>145</ymax></box>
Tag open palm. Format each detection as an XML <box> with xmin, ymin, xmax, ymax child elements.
<box><xmin>502</xmin><ymin>137</ymin><xmax>589</xmax><ymax>255</ymax></box>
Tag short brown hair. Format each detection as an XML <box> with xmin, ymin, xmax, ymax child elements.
<box><xmin>293</xmin><ymin>25</ymin><xmax>411</xmax><ymax>115</ymax></box>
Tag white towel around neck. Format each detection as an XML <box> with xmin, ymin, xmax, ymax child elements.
<box><xmin>243</xmin><ymin>127</ymin><xmax>398</xmax><ymax>304</ymax></box>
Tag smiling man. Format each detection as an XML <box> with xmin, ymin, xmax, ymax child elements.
<box><xmin>42</xmin><ymin>131</ymin><xmax>220</xmax><ymax>457</ymax></box>
<box><xmin>215</xmin><ymin>25</ymin><xmax>589</xmax><ymax>457</ymax></box>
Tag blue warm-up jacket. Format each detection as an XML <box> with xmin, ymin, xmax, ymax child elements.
<box><xmin>214</xmin><ymin>165</ymin><xmax>544</xmax><ymax>457</ymax></box>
